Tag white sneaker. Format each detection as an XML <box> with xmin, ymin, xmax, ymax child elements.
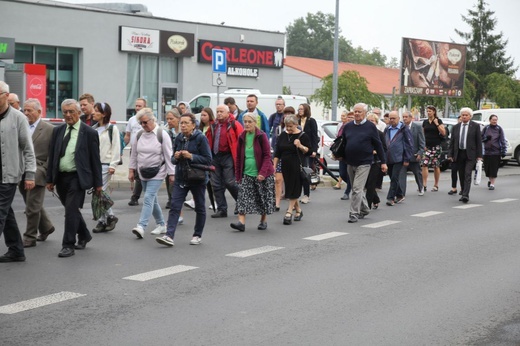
<box><xmin>184</xmin><ymin>199</ymin><xmax>195</xmax><ymax>209</ymax></box>
<box><xmin>132</xmin><ymin>225</ymin><xmax>144</xmax><ymax>239</ymax></box>
<box><xmin>300</xmin><ymin>195</ymin><xmax>310</xmax><ymax>204</ymax></box>
<box><xmin>151</xmin><ymin>224</ymin><xmax>166</xmax><ymax>235</ymax></box>
<box><xmin>156</xmin><ymin>235</ymin><xmax>174</xmax><ymax>247</ymax></box>
<box><xmin>418</xmin><ymin>188</ymin><xmax>424</xmax><ymax>196</ymax></box>
<box><xmin>190</xmin><ymin>236</ymin><xmax>202</xmax><ymax>245</ymax></box>
<box><xmin>178</xmin><ymin>217</ymin><xmax>184</xmax><ymax>225</ymax></box>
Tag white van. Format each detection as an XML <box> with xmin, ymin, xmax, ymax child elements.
<box><xmin>188</xmin><ymin>89</ymin><xmax>308</xmax><ymax>118</ymax></box>
<box><xmin>473</xmin><ymin>108</ymin><xmax>520</xmax><ymax>163</ymax></box>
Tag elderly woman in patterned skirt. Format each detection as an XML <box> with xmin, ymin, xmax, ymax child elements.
<box><xmin>230</xmin><ymin>112</ymin><xmax>275</xmax><ymax>231</ymax></box>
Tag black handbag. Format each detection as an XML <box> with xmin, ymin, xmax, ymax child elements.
<box><xmin>183</xmin><ymin>161</ymin><xmax>206</xmax><ymax>182</ymax></box>
<box><xmin>330</xmin><ymin>135</ymin><xmax>345</xmax><ymax>158</ymax></box>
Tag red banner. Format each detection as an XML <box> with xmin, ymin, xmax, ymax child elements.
<box><xmin>24</xmin><ymin>64</ymin><xmax>47</xmax><ymax>117</ymax></box>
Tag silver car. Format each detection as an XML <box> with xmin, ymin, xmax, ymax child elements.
<box><xmin>316</xmin><ymin>120</ymin><xmax>340</xmax><ymax>170</ymax></box>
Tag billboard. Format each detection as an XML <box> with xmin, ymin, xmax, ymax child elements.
<box><xmin>400</xmin><ymin>37</ymin><xmax>467</xmax><ymax>98</ymax></box>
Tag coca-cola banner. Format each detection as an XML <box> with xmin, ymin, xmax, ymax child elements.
<box><xmin>24</xmin><ymin>64</ymin><xmax>47</xmax><ymax>117</ymax></box>
<box><xmin>400</xmin><ymin>37</ymin><xmax>467</xmax><ymax>98</ymax></box>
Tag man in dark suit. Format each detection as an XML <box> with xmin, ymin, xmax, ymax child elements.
<box><xmin>402</xmin><ymin>111</ymin><xmax>425</xmax><ymax>196</ymax></box>
<box><xmin>448</xmin><ymin>107</ymin><xmax>482</xmax><ymax>203</ymax></box>
<box><xmin>18</xmin><ymin>99</ymin><xmax>55</xmax><ymax>247</ymax></box>
<box><xmin>47</xmin><ymin>99</ymin><xmax>102</xmax><ymax>258</ymax></box>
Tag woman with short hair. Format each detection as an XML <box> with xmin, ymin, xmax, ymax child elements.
<box><xmin>482</xmin><ymin>114</ymin><xmax>507</xmax><ymax>190</ymax></box>
<box><xmin>230</xmin><ymin>112</ymin><xmax>275</xmax><ymax>231</ymax></box>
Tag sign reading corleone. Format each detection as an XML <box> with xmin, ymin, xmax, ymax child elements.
<box><xmin>198</xmin><ymin>40</ymin><xmax>284</xmax><ymax>69</ymax></box>
<box><xmin>400</xmin><ymin>37</ymin><xmax>467</xmax><ymax>98</ymax></box>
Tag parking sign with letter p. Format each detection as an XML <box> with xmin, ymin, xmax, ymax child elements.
<box><xmin>212</xmin><ymin>49</ymin><xmax>227</xmax><ymax>73</ymax></box>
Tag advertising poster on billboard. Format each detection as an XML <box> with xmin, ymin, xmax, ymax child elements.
<box><xmin>400</xmin><ymin>37</ymin><xmax>467</xmax><ymax>98</ymax></box>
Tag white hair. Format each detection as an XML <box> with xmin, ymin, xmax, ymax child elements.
<box><xmin>0</xmin><ymin>81</ymin><xmax>9</xmax><ymax>93</ymax></box>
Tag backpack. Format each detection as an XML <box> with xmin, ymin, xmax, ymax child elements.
<box><xmin>136</xmin><ymin>128</ymin><xmax>163</xmax><ymax>144</ymax></box>
<box><xmin>108</xmin><ymin>124</ymin><xmax>126</xmax><ymax>165</ymax></box>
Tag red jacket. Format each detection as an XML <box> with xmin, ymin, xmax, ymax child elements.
<box><xmin>235</xmin><ymin>128</ymin><xmax>274</xmax><ymax>182</ymax></box>
<box><xmin>206</xmin><ymin>113</ymin><xmax>243</xmax><ymax>163</ymax></box>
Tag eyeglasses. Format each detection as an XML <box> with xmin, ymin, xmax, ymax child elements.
<box><xmin>62</xmin><ymin>110</ymin><xmax>77</xmax><ymax>114</ymax></box>
<box><xmin>139</xmin><ymin>120</ymin><xmax>150</xmax><ymax>125</ymax></box>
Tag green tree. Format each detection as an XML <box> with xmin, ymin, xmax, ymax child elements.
<box><xmin>286</xmin><ymin>12</ymin><xmax>393</xmax><ymax>67</ymax></box>
<box><xmin>455</xmin><ymin>0</ymin><xmax>517</xmax><ymax>107</ymax></box>
<box><xmin>311</xmin><ymin>71</ymin><xmax>384</xmax><ymax>109</ymax></box>
<box><xmin>485</xmin><ymin>73</ymin><xmax>520</xmax><ymax>108</ymax></box>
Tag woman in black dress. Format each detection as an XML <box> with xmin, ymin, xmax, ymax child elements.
<box><xmin>297</xmin><ymin>103</ymin><xmax>319</xmax><ymax>202</ymax></box>
<box><xmin>273</xmin><ymin>114</ymin><xmax>312</xmax><ymax>225</ymax></box>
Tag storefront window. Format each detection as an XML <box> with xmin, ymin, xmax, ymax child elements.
<box><xmin>142</xmin><ymin>55</ymin><xmax>158</xmax><ymax>112</ymax></box>
<box><xmin>14</xmin><ymin>44</ymin><xmax>79</xmax><ymax>118</ymax></box>
<box><xmin>160</xmin><ymin>56</ymin><xmax>178</xmax><ymax>83</ymax></box>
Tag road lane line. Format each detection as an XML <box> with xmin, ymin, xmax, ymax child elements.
<box><xmin>453</xmin><ymin>204</ymin><xmax>482</xmax><ymax>209</ymax></box>
<box><xmin>411</xmin><ymin>211</ymin><xmax>444</xmax><ymax>218</ymax></box>
<box><xmin>304</xmin><ymin>232</ymin><xmax>348</xmax><ymax>241</ymax></box>
<box><xmin>123</xmin><ymin>265</ymin><xmax>198</xmax><ymax>282</ymax></box>
<box><xmin>0</xmin><ymin>291</ymin><xmax>86</xmax><ymax>314</ymax></box>
<box><xmin>226</xmin><ymin>246</ymin><xmax>284</xmax><ymax>258</ymax></box>
<box><xmin>491</xmin><ymin>198</ymin><xmax>518</xmax><ymax>203</ymax></box>
<box><xmin>362</xmin><ymin>220</ymin><xmax>401</xmax><ymax>229</ymax></box>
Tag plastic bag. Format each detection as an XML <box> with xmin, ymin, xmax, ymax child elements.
<box><xmin>474</xmin><ymin>160</ymin><xmax>483</xmax><ymax>185</ymax></box>
<box><xmin>91</xmin><ymin>190</ymin><xmax>114</xmax><ymax>220</ymax></box>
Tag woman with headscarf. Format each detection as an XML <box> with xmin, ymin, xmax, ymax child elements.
<box><xmin>230</xmin><ymin>112</ymin><xmax>275</xmax><ymax>231</ymax></box>
<box><xmin>129</xmin><ymin>108</ymin><xmax>175</xmax><ymax>239</ymax></box>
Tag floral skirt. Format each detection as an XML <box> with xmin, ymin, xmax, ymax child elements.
<box><xmin>236</xmin><ymin>175</ymin><xmax>275</xmax><ymax>215</ymax></box>
<box><xmin>421</xmin><ymin>145</ymin><xmax>442</xmax><ymax>168</ymax></box>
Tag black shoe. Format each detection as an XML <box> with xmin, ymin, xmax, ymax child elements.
<box><xmin>257</xmin><ymin>222</ymin><xmax>267</xmax><ymax>230</ymax></box>
<box><xmin>283</xmin><ymin>211</ymin><xmax>293</xmax><ymax>225</ymax></box>
<box><xmin>488</xmin><ymin>181</ymin><xmax>491</xmax><ymax>187</ymax></box>
<box><xmin>461</xmin><ymin>196</ymin><xmax>469</xmax><ymax>203</ymax></box>
<box><xmin>294</xmin><ymin>210</ymin><xmax>303</xmax><ymax>221</ymax></box>
<box><xmin>128</xmin><ymin>197</ymin><xmax>139</xmax><ymax>206</ymax></box>
<box><xmin>58</xmin><ymin>248</ymin><xmax>75</xmax><ymax>257</ymax></box>
<box><xmin>340</xmin><ymin>194</ymin><xmax>350</xmax><ymax>200</ymax></box>
<box><xmin>74</xmin><ymin>236</ymin><xmax>92</xmax><ymax>250</ymax></box>
<box><xmin>37</xmin><ymin>226</ymin><xmax>55</xmax><ymax>241</ymax></box>
<box><xmin>275</xmin><ymin>206</ymin><xmax>280</xmax><ymax>212</ymax></box>
<box><xmin>230</xmin><ymin>222</ymin><xmax>245</xmax><ymax>232</ymax></box>
<box><xmin>211</xmin><ymin>211</ymin><xmax>228</xmax><ymax>218</ymax></box>
<box><xmin>104</xmin><ymin>216</ymin><xmax>118</xmax><ymax>232</ymax></box>
<box><xmin>0</xmin><ymin>252</ymin><xmax>26</xmax><ymax>262</ymax></box>
<box><xmin>92</xmin><ymin>222</ymin><xmax>106</xmax><ymax>233</ymax></box>
<box><xmin>448</xmin><ymin>190</ymin><xmax>457</xmax><ymax>195</ymax></box>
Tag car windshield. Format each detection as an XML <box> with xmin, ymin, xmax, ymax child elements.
<box><xmin>322</xmin><ymin>124</ymin><xmax>338</xmax><ymax>138</ymax></box>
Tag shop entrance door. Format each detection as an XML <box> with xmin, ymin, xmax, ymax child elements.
<box><xmin>161</xmin><ymin>86</ymin><xmax>177</xmax><ymax>123</ymax></box>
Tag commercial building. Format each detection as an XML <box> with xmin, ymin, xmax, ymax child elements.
<box><xmin>0</xmin><ymin>0</ymin><xmax>285</xmax><ymax>120</ymax></box>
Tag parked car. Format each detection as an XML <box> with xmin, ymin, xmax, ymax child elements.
<box><xmin>316</xmin><ymin>120</ymin><xmax>340</xmax><ymax>170</ymax></box>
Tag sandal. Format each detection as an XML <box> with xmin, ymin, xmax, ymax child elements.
<box><xmin>431</xmin><ymin>186</ymin><xmax>438</xmax><ymax>192</ymax></box>
<box><xmin>294</xmin><ymin>210</ymin><xmax>303</xmax><ymax>221</ymax></box>
<box><xmin>283</xmin><ymin>211</ymin><xmax>293</xmax><ymax>225</ymax></box>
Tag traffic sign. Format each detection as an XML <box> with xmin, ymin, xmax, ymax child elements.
<box><xmin>212</xmin><ymin>73</ymin><xmax>227</xmax><ymax>87</ymax></box>
<box><xmin>212</xmin><ymin>49</ymin><xmax>227</xmax><ymax>73</ymax></box>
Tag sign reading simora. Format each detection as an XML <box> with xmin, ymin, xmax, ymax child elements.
<box><xmin>198</xmin><ymin>40</ymin><xmax>283</xmax><ymax>69</ymax></box>
<box><xmin>120</xmin><ymin>26</ymin><xmax>159</xmax><ymax>54</ymax></box>
<box><xmin>400</xmin><ymin>37</ymin><xmax>467</xmax><ymax>98</ymax></box>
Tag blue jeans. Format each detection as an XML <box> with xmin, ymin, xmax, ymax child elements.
<box><xmin>338</xmin><ymin>160</ymin><xmax>352</xmax><ymax>195</ymax></box>
<box><xmin>211</xmin><ymin>153</ymin><xmax>238</xmax><ymax>213</ymax></box>
<box><xmin>166</xmin><ymin>182</ymin><xmax>206</xmax><ymax>239</ymax></box>
<box><xmin>0</xmin><ymin>183</ymin><xmax>24</xmax><ymax>256</ymax></box>
<box><xmin>138</xmin><ymin>179</ymin><xmax>165</xmax><ymax>229</ymax></box>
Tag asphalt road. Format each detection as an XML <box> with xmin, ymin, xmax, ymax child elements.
<box><xmin>1</xmin><ymin>164</ymin><xmax>520</xmax><ymax>345</ymax></box>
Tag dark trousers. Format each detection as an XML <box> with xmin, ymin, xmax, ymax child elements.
<box><xmin>166</xmin><ymin>182</ymin><xmax>206</xmax><ymax>239</ymax></box>
<box><xmin>457</xmin><ymin>150</ymin><xmax>475</xmax><ymax>198</ymax></box>
<box><xmin>211</xmin><ymin>153</ymin><xmax>238</xmax><ymax>213</ymax></box>
<box><xmin>387</xmin><ymin>162</ymin><xmax>407</xmax><ymax>200</ymax></box>
<box><xmin>407</xmin><ymin>161</ymin><xmax>423</xmax><ymax>192</ymax></box>
<box><xmin>338</xmin><ymin>160</ymin><xmax>352</xmax><ymax>196</ymax></box>
<box><xmin>0</xmin><ymin>183</ymin><xmax>24</xmax><ymax>256</ymax></box>
<box><xmin>365</xmin><ymin>163</ymin><xmax>381</xmax><ymax>209</ymax></box>
<box><xmin>450</xmin><ymin>161</ymin><xmax>459</xmax><ymax>189</ymax></box>
<box><xmin>55</xmin><ymin>172</ymin><xmax>90</xmax><ymax>248</ymax></box>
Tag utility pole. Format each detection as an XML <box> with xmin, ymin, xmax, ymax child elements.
<box><xmin>331</xmin><ymin>0</ymin><xmax>339</xmax><ymax>121</ymax></box>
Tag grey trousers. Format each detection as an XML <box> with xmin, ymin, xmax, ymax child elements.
<box><xmin>347</xmin><ymin>164</ymin><xmax>371</xmax><ymax>216</ymax></box>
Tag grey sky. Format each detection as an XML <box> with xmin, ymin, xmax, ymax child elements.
<box><xmin>65</xmin><ymin>0</ymin><xmax>519</xmax><ymax>76</ymax></box>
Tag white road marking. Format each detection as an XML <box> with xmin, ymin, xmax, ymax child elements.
<box><xmin>304</xmin><ymin>232</ymin><xmax>348</xmax><ymax>241</ymax></box>
<box><xmin>491</xmin><ymin>198</ymin><xmax>518</xmax><ymax>203</ymax></box>
<box><xmin>362</xmin><ymin>220</ymin><xmax>401</xmax><ymax>228</ymax></box>
<box><xmin>453</xmin><ymin>204</ymin><xmax>482</xmax><ymax>209</ymax></box>
<box><xmin>411</xmin><ymin>211</ymin><xmax>444</xmax><ymax>218</ymax></box>
<box><xmin>0</xmin><ymin>291</ymin><xmax>86</xmax><ymax>314</ymax></box>
<box><xmin>226</xmin><ymin>246</ymin><xmax>284</xmax><ymax>258</ymax></box>
<box><xmin>123</xmin><ymin>265</ymin><xmax>198</xmax><ymax>282</ymax></box>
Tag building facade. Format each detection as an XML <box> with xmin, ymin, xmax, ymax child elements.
<box><xmin>1</xmin><ymin>0</ymin><xmax>285</xmax><ymax>121</ymax></box>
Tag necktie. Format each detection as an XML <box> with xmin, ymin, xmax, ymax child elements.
<box><xmin>460</xmin><ymin>123</ymin><xmax>467</xmax><ymax>149</ymax></box>
<box><xmin>60</xmin><ymin>126</ymin><xmax>73</xmax><ymax>157</ymax></box>
<box><xmin>213</xmin><ymin>124</ymin><xmax>221</xmax><ymax>155</ymax></box>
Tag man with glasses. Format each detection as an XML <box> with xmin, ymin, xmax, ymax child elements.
<box><xmin>47</xmin><ymin>99</ymin><xmax>102</xmax><ymax>258</ymax></box>
<box><xmin>0</xmin><ymin>82</ymin><xmax>36</xmax><ymax>262</ymax></box>
<box><xmin>268</xmin><ymin>97</ymin><xmax>285</xmax><ymax>150</ymax></box>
